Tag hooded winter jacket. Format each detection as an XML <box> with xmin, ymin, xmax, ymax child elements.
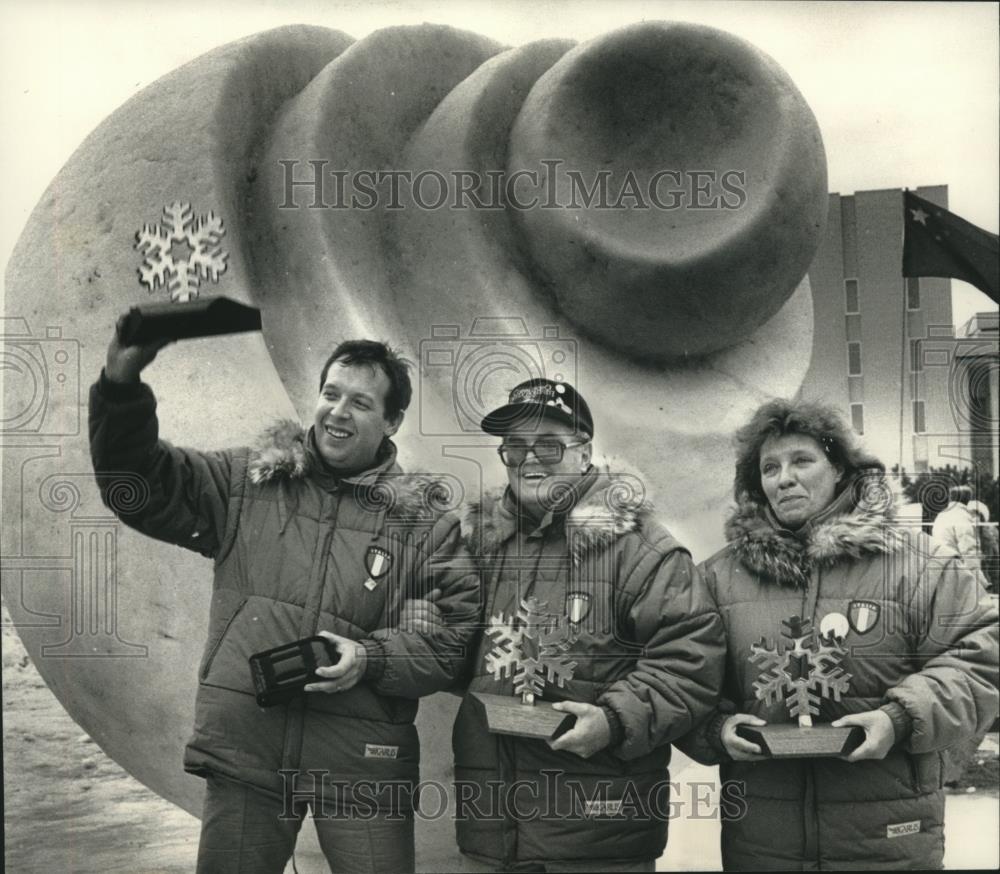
<box><xmin>452</xmin><ymin>466</ymin><xmax>725</xmax><ymax>866</ymax></box>
<box><xmin>931</xmin><ymin>502</ymin><xmax>982</xmax><ymax>574</ymax></box>
<box><xmin>89</xmin><ymin>373</ymin><xmax>480</xmax><ymax>807</ymax></box>
<box><xmin>677</xmin><ymin>474</ymin><xmax>999</xmax><ymax>870</ymax></box>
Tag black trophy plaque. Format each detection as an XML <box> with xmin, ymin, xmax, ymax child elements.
<box><xmin>118</xmin><ymin>296</ymin><xmax>262</xmax><ymax>345</ymax></box>
<box><xmin>473</xmin><ymin>596</ymin><xmax>578</xmax><ymax>743</ymax></box>
<box><xmin>735</xmin><ymin>616</ymin><xmax>864</xmax><ymax>758</ymax></box>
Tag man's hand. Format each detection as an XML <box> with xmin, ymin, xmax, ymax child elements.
<box><xmin>400</xmin><ymin>588</ymin><xmax>444</xmax><ymax>634</ymax></box>
<box><xmin>548</xmin><ymin>701</ymin><xmax>611</xmax><ymax>758</ymax></box>
<box><xmin>304</xmin><ymin>631</ymin><xmax>367</xmax><ymax>694</ymax></box>
<box><xmin>105</xmin><ymin>315</ymin><xmax>172</xmax><ymax>383</ymax></box>
<box><xmin>832</xmin><ymin>709</ymin><xmax>895</xmax><ymax>762</ymax></box>
<box><xmin>720</xmin><ymin>713</ymin><xmax>768</xmax><ymax>761</ymax></box>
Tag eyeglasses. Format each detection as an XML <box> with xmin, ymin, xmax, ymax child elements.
<box><xmin>497</xmin><ymin>439</ymin><xmax>589</xmax><ymax>467</ymax></box>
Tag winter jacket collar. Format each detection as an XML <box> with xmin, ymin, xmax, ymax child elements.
<box><xmin>460</xmin><ymin>461</ymin><xmax>652</xmax><ymax>564</ymax></box>
<box><xmin>723</xmin><ymin>470</ymin><xmax>898</xmax><ymax>589</ymax></box>
<box><xmin>246</xmin><ymin>420</ymin><xmax>446</xmax><ymax>518</ymax></box>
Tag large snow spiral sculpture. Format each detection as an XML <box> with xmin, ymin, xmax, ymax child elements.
<box><xmin>2</xmin><ymin>21</ymin><xmax>825</xmax><ymax>867</ymax></box>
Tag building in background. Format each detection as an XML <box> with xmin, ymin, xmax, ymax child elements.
<box><xmin>800</xmin><ymin>185</ymin><xmax>998</xmax><ymax>479</ymax></box>
<box><xmin>946</xmin><ymin>311</ymin><xmax>999</xmax><ymax>478</ymax></box>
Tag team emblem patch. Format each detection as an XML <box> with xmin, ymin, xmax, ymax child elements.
<box><xmin>364</xmin><ymin>546</ymin><xmax>392</xmax><ymax>591</ymax></box>
<box><xmin>565</xmin><ymin>591</ymin><xmax>592</xmax><ymax>625</ymax></box>
<box><xmin>848</xmin><ymin>600</ymin><xmax>881</xmax><ymax>635</ymax></box>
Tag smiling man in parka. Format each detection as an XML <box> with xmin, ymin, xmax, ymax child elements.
<box><xmin>89</xmin><ymin>326</ymin><xmax>480</xmax><ymax>874</ymax></box>
<box><xmin>438</xmin><ymin>378</ymin><xmax>725</xmax><ymax>871</ymax></box>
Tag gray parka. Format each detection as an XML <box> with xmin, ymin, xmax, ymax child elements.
<box><xmin>677</xmin><ymin>477</ymin><xmax>999</xmax><ymax>870</ymax></box>
<box><xmin>89</xmin><ymin>373</ymin><xmax>480</xmax><ymax>807</ymax></box>
<box><xmin>452</xmin><ymin>467</ymin><xmax>725</xmax><ymax>866</ymax></box>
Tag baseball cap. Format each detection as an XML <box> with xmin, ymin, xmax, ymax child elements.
<box><xmin>481</xmin><ymin>378</ymin><xmax>594</xmax><ymax>437</ymax></box>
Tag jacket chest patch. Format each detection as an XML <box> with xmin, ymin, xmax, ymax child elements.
<box><xmin>848</xmin><ymin>600</ymin><xmax>881</xmax><ymax>635</ymax></box>
<box><xmin>364</xmin><ymin>743</ymin><xmax>399</xmax><ymax>759</ymax></box>
<box><xmin>886</xmin><ymin>820</ymin><xmax>921</xmax><ymax>838</ymax></box>
<box><xmin>364</xmin><ymin>546</ymin><xmax>393</xmax><ymax>591</ymax></box>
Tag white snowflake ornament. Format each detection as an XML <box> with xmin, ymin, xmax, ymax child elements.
<box><xmin>135</xmin><ymin>202</ymin><xmax>229</xmax><ymax>301</ymax></box>
<box><xmin>484</xmin><ymin>596</ymin><xmax>578</xmax><ymax>705</ymax></box>
<box><xmin>749</xmin><ymin>615</ymin><xmax>851</xmax><ymax>728</ymax></box>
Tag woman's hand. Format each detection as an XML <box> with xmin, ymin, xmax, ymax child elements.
<box><xmin>721</xmin><ymin>713</ymin><xmax>769</xmax><ymax>761</ymax></box>
<box><xmin>832</xmin><ymin>710</ymin><xmax>895</xmax><ymax>762</ymax></box>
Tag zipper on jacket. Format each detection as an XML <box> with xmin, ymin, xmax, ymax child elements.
<box><xmin>804</xmin><ymin>763</ymin><xmax>820</xmax><ymax>867</ymax></box>
<box><xmin>907</xmin><ymin>751</ymin><xmax>922</xmax><ymax>793</ymax></box>
<box><xmin>800</xmin><ymin>566</ymin><xmax>822</xmax><ymax>867</ymax></box>
<box><xmin>200</xmin><ymin>598</ymin><xmax>248</xmax><ymax>681</ymax></box>
<box><xmin>498</xmin><ymin>735</ymin><xmax>518</xmax><ymax>866</ymax></box>
<box><xmin>284</xmin><ymin>491</ymin><xmax>341</xmax><ymax>781</ymax></box>
<box><xmin>801</xmin><ymin>566</ymin><xmax>821</xmax><ymax>628</ymax></box>
<box><xmin>299</xmin><ymin>491</ymin><xmax>340</xmax><ymax>637</ymax></box>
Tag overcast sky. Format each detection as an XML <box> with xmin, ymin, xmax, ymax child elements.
<box><xmin>1</xmin><ymin>0</ymin><xmax>997</xmax><ymax>324</ymax></box>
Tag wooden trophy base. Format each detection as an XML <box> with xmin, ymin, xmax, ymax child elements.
<box><xmin>736</xmin><ymin>723</ymin><xmax>865</xmax><ymax>758</ymax></box>
<box><xmin>472</xmin><ymin>693</ymin><xmax>576</xmax><ymax>742</ymax></box>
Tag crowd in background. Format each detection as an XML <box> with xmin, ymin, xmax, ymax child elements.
<box><xmin>893</xmin><ymin>468</ymin><xmax>1000</xmax><ymax>592</ymax></box>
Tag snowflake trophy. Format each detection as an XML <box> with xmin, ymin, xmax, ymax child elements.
<box><xmin>484</xmin><ymin>596</ymin><xmax>578</xmax><ymax>705</ymax></box>
<box><xmin>741</xmin><ymin>615</ymin><xmax>860</xmax><ymax>758</ymax></box>
<box><xmin>135</xmin><ymin>202</ymin><xmax>229</xmax><ymax>301</ymax></box>
<box><xmin>473</xmin><ymin>597</ymin><xmax>580</xmax><ymax>741</ymax></box>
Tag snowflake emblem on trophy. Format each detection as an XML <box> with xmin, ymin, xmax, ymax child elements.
<box><xmin>484</xmin><ymin>597</ymin><xmax>578</xmax><ymax>704</ymax></box>
<box><xmin>750</xmin><ymin>616</ymin><xmax>851</xmax><ymax>727</ymax></box>
<box><xmin>134</xmin><ymin>202</ymin><xmax>229</xmax><ymax>301</ymax></box>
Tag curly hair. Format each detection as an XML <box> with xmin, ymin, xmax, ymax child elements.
<box><xmin>733</xmin><ymin>398</ymin><xmax>884</xmax><ymax>504</ymax></box>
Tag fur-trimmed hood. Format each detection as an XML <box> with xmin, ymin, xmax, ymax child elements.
<box><xmin>723</xmin><ymin>471</ymin><xmax>900</xmax><ymax>588</ymax></box>
<box><xmin>459</xmin><ymin>461</ymin><xmax>655</xmax><ymax>564</ymax></box>
<box><xmin>247</xmin><ymin>420</ymin><xmax>454</xmax><ymax>519</ymax></box>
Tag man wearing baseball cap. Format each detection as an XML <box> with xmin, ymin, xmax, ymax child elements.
<box><xmin>417</xmin><ymin>377</ymin><xmax>725</xmax><ymax>871</ymax></box>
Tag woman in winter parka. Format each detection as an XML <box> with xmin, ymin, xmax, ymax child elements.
<box><xmin>677</xmin><ymin>398</ymin><xmax>999</xmax><ymax>870</ymax></box>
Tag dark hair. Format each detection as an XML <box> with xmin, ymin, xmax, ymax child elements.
<box><xmin>733</xmin><ymin>398</ymin><xmax>884</xmax><ymax>504</ymax></box>
<box><xmin>319</xmin><ymin>340</ymin><xmax>413</xmax><ymax>422</ymax></box>
<box><xmin>949</xmin><ymin>485</ymin><xmax>974</xmax><ymax>505</ymax></box>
